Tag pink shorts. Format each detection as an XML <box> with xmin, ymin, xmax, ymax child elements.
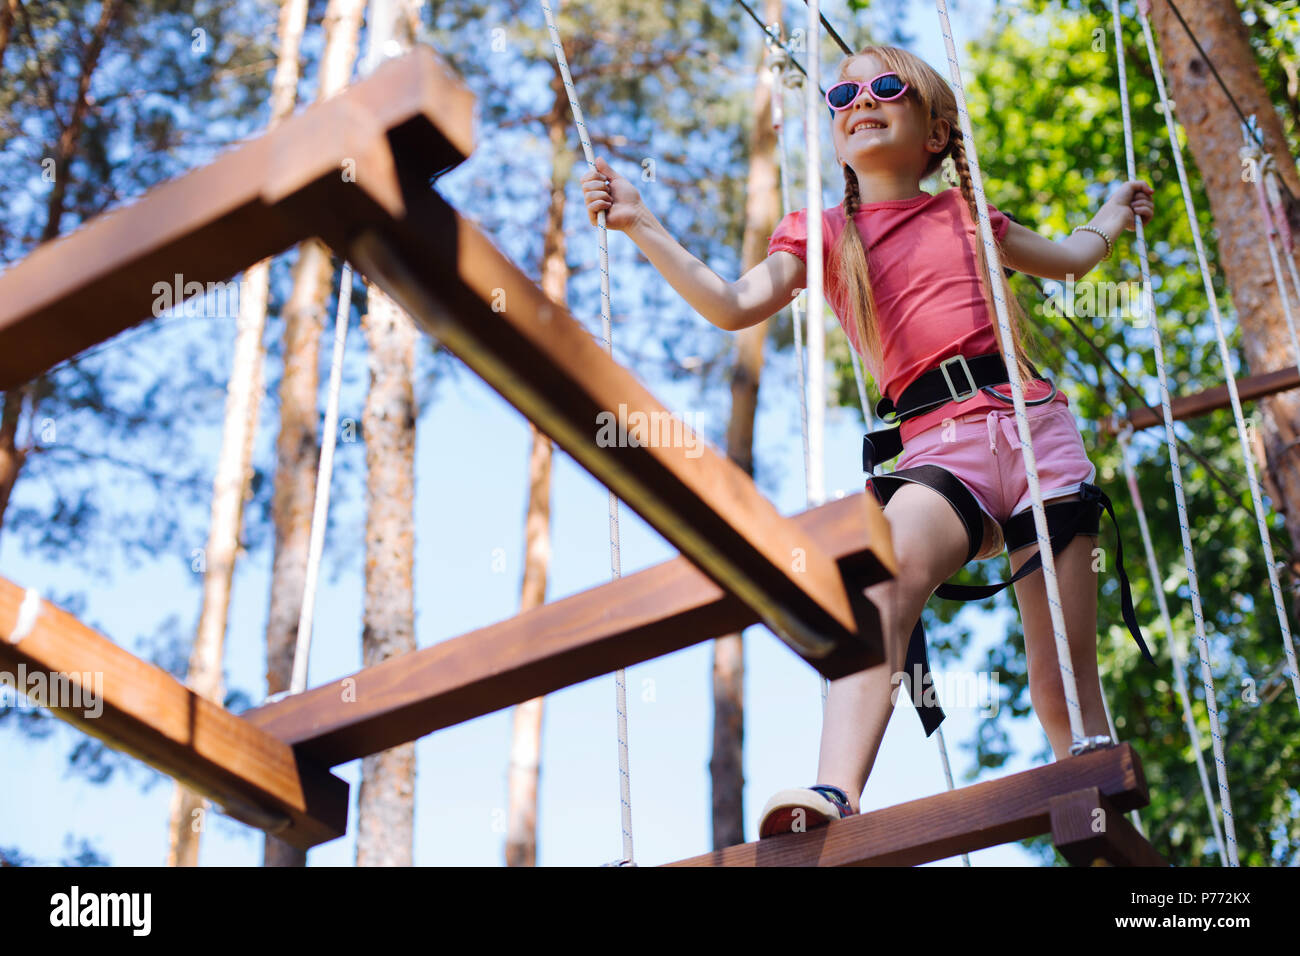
<box><xmin>895</xmin><ymin>400</ymin><xmax>1097</xmax><ymax>527</ymax></box>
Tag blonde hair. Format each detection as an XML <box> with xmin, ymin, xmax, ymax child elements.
<box><xmin>830</xmin><ymin>45</ymin><xmax>1036</xmax><ymax>389</ymax></box>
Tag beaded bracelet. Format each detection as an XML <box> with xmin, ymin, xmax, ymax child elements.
<box><xmin>1072</xmin><ymin>224</ymin><xmax>1113</xmax><ymax>261</ymax></box>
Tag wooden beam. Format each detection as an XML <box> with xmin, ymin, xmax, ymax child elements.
<box><xmin>662</xmin><ymin>743</ymin><xmax>1150</xmax><ymax>866</ymax></box>
<box><xmin>0</xmin><ymin>46</ymin><xmax>473</xmax><ymax>391</ymax></box>
<box><xmin>242</xmin><ymin>492</ymin><xmax>893</xmax><ymax>767</ymax></box>
<box><xmin>0</xmin><ymin>42</ymin><xmax>890</xmax><ymax>678</ymax></box>
<box><xmin>1110</xmin><ymin>365</ymin><xmax>1300</xmax><ymax>432</ymax></box>
<box><xmin>1049</xmin><ymin>787</ymin><xmax>1168</xmax><ymax>866</ymax></box>
<box><xmin>330</xmin><ymin>185</ymin><xmax>887</xmax><ymax>676</ymax></box>
<box><xmin>0</xmin><ymin>578</ymin><xmax>349</xmax><ymax>850</ymax></box>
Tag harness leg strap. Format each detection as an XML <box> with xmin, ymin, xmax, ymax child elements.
<box><xmin>903</xmin><ymin>482</ymin><xmax>1155</xmax><ymax>737</ymax></box>
<box><xmin>904</xmin><ymin>618</ymin><xmax>946</xmax><ymax>737</ymax></box>
<box><xmin>866</xmin><ymin>463</ymin><xmax>987</xmax><ymax>736</ymax></box>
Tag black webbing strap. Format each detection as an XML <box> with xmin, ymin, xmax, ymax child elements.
<box><xmin>937</xmin><ymin>483</ymin><xmax>1155</xmax><ymax>665</ymax></box>
<box><xmin>903</xmin><ymin>616</ymin><xmax>946</xmax><ymax>736</ymax></box>
<box><xmin>932</xmin><ymin>497</ymin><xmax>1097</xmax><ymax>601</ymax></box>
<box><xmin>903</xmin><ymin>482</ymin><xmax>1155</xmax><ymax>737</ymax></box>
<box><xmin>865</xmin><ymin>464</ymin><xmax>986</xmax><ymax>566</ymax></box>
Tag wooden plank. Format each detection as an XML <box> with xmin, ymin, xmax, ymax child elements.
<box><xmin>0</xmin><ymin>41</ymin><xmax>889</xmax><ymax>676</ymax></box>
<box><xmin>332</xmin><ymin>185</ymin><xmax>887</xmax><ymax>676</ymax></box>
<box><xmin>1050</xmin><ymin>787</ymin><xmax>1169</xmax><ymax>866</ymax></box>
<box><xmin>0</xmin><ymin>577</ymin><xmax>349</xmax><ymax>850</ymax></box>
<box><xmin>242</xmin><ymin>492</ymin><xmax>894</xmax><ymax>767</ymax></box>
<box><xmin>0</xmin><ymin>46</ymin><xmax>473</xmax><ymax>391</ymax></box>
<box><xmin>663</xmin><ymin>742</ymin><xmax>1150</xmax><ymax>866</ymax></box>
<box><xmin>1114</xmin><ymin>365</ymin><xmax>1300</xmax><ymax>432</ymax></box>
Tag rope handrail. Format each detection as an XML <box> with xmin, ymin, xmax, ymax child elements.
<box><xmin>539</xmin><ymin>0</ymin><xmax>634</xmax><ymax>866</ymax></box>
<box><xmin>934</xmin><ymin>0</ymin><xmax>1091</xmax><ymax>751</ymax></box>
<box><xmin>1136</xmin><ymin>2</ymin><xmax>1300</xmax><ymax>730</ymax></box>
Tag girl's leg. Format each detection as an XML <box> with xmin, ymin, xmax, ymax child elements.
<box><xmin>814</xmin><ymin>481</ymin><xmax>988</xmax><ymax>812</ymax></box>
<box><xmin>1008</xmin><ymin>495</ymin><xmax>1110</xmax><ymax>759</ymax></box>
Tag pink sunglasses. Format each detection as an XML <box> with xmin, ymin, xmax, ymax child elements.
<box><xmin>825</xmin><ymin>72</ymin><xmax>909</xmax><ymax>112</ymax></box>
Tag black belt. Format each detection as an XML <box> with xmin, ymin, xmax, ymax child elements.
<box><xmin>863</xmin><ymin>352</ymin><xmax>1059</xmax><ymax>474</ymax></box>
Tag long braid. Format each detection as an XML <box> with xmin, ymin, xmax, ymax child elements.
<box><xmin>836</xmin><ymin>161</ymin><xmax>883</xmax><ymax>378</ymax></box>
<box><xmin>948</xmin><ymin>127</ymin><xmax>1037</xmax><ymax>387</ymax></box>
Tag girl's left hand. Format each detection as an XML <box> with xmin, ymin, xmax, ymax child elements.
<box><xmin>1106</xmin><ymin>180</ymin><xmax>1155</xmax><ymax>231</ymax></box>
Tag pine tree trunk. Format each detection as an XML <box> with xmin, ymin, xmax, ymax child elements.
<box><xmin>354</xmin><ymin>0</ymin><xmax>422</xmax><ymax>868</ymax></box>
<box><xmin>355</xmin><ymin>284</ymin><xmax>418</xmax><ymax>867</ymax></box>
<box><xmin>504</xmin><ymin>86</ymin><xmax>569</xmax><ymax>866</ymax></box>
<box><xmin>262</xmin><ymin>0</ymin><xmax>365</xmax><ymax>869</ymax></box>
<box><xmin>165</xmin><ymin>259</ymin><xmax>272</xmax><ymax>867</ymax></box>
<box><xmin>504</xmin><ymin>422</ymin><xmax>553</xmax><ymax>867</ymax></box>
<box><xmin>1149</xmin><ymin>0</ymin><xmax>1300</xmax><ymax>606</ymax></box>
<box><xmin>711</xmin><ymin>0</ymin><xmax>781</xmax><ymax>851</ymax></box>
<box><xmin>165</xmin><ymin>0</ymin><xmax>308</xmax><ymax>868</ymax></box>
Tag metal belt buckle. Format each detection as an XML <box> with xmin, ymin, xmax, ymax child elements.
<box><xmin>938</xmin><ymin>354</ymin><xmax>977</xmax><ymax>403</ymax></box>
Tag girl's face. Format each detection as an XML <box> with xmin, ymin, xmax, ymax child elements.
<box><xmin>831</xmin><ymin>54</ymin><xmax>948</xmax><ymax>181</ymax></box>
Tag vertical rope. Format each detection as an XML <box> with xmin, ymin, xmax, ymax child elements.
<box><xmin>1263</xmin><ymin>164</ymin><xmax>1300</xmax><ymax>323</ymax></box>
<box><xmin>1136</xmin><ymin>2</ymin><xmax>1300</xmax><ymax>725</ymax></box>
<box><xmin>932</xmin><ymin>725</ymin><xmax>971</xmax><ymax>866</ymax></box>
<box><xmin>1118</xmin><ymin>428</ymin><xmax>1229</xmax><ymax>865</ymax></box>
<box><xmin>1117</xmin><ymin>0</ymin><xmax>1237</xmax><ymax>864</ymax></box>
<box><xmin>774</xmin><ymin>52</ymin><xmax>815</xmax><ymax>525</ymax></box>
<box><xmin>933</xmin><ymin>1</ymin><xmax>1087</xmax><ymax>748</ymax></box>
<box><xmin>1244</xmin><ymin>146</ymin><xmax>1300</xmax><ymax>367</ymax></box>
<box><xmin>539</xmin><ymin>0</ymin><xmax>632</xmax><ymax>865</ymax></box>
<box><xmin>289</xmin><ymin>264</ymin><xmax>354</xmax><ymax>695</ymax></box>
<box><xmin>803</xmin><ymin>1</ymin><xmax>832</xmax><ymax>713</ymax></box>
<box><xmin>1093</xmin><ymin>686</ymin><xmax>1145</xmax><ymax>835</ymax></box>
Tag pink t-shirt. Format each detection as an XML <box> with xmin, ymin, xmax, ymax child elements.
<box><xmin>767</xmin><ymin>188</ymin><xmax>1066</xmax><ymax>442</ymax></box>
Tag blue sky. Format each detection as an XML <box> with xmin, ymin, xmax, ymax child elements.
<box><xmin>0</xmin><ymin>0</ymin><xmax>1089</xmax><ymax>867</ymax></box>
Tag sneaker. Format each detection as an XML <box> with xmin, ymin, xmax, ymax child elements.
<box><xmin>758</xmin><ymin>784</ymin><xmax>857</xmax><ymax>838</ymax></box>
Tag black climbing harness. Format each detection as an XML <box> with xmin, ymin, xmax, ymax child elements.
<box><xmin>861</xmin><ymin>352</ymin><xmax>1155</xmax><ymax>736</ymax></box>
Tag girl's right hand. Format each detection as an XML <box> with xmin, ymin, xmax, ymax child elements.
<box><xmin>581</xmin><ymin>156</ymin><xmax>645</xmax><ymax>232</ymax></box>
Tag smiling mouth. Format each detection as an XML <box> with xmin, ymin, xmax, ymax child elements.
<box><xmin>849</xmin><ymin>121</ymin><xmax>887</xmax><ymax>134</ymax></box>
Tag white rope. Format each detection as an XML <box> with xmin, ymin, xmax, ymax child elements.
<box><xmin>773</xmin><ymin>51</ymin><xmax>815</xmax><ymax>528</ymax></box>
<box><xmin>539</xmin><ymin>0</ymin><xmax>633</xmax><ymax>866</ymax></box>
<box><xmin>1263</xmin><ymin>164</ymin><xmax>1300</xmax><ymax>330</ymax></box>
<box><xmin>1136</xmin><ymin>2</ymin><xmax>1300</xmax><ymax>727</ymax></box>
<box><xmin>1244</xmin><ymin>146</ymin><xmax>1300</xmax><ymax>368</ymax></box>
<box><xmin>1118</xmin><ymin>427</ymin><xmax>1229</xmax><ymax>865</ymax></box>
<box><xmin>933</xmin><ymin>1</ymin><xmax>1087</xmax><ymax>749</ymax></box>
<box><xmin>801</xmin><ymin>3</ymin><xmax>834</xmax><ymax>715</ymax></box>
<box><xmin>805</xmin><ymin>0</ymin><xmax>826</xmax><ymax>512</ymax></box>
<box><xmin>1093</xmin><ymin>684</ymin><xmax>1147</xmax><ymax>835</ymax></box>
<box><xmin>289</xmin><ymin>263</ymin><xmax>353</xmax><ymax>695</ymax></box>
<box><xmin>932</xmin><ymin>725</ymin><xmax>971</xmax><ymax>866</ymax></box>
<box><xmin>1118</xmin><ymin>0</ymin><xmax>1238</xmax><ymax>864</ymax></box>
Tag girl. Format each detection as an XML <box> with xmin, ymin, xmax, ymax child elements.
<box><xmin>581</xmin><ymin>44</ymin><xmax>1153</xmax><ymax>839</ymax></box>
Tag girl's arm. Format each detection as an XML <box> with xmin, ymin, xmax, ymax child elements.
<box><xmin>582</xmin><ymin>156</ymin><xmax>803</xmax><ymax>331</ymax></box>
<box><xmin>999</xmin><ymin>180</ymin><xmax>1154</xmax><ymax>281</ymax></box>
